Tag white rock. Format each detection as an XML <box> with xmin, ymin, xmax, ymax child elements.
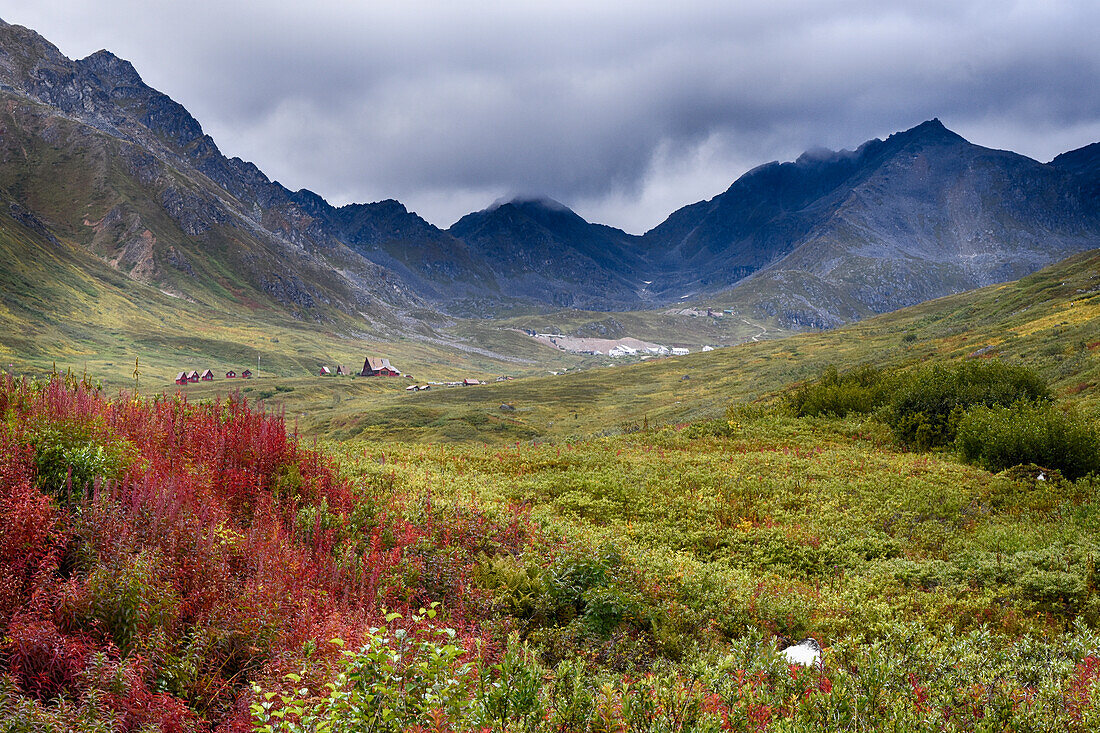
<box><xmin>781</xmin><ymin>638</ymin><xmax>823</xmax><ymax>668</ymax></box>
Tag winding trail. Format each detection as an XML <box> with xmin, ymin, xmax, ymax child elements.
<box><xmin>742</xmin><ymin>319</ymin><xmax>768</xmax><ymax>342</ymax></box>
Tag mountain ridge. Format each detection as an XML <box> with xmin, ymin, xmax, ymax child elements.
<box><xmin>2</xmin><ymin>17</ymin><xmax>1100</xmax><ymax>331</ymax></box>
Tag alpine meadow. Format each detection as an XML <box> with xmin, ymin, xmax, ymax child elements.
<box><xmin>3</xmin><ymin>8</ymin><xmax>1100</xmax><ymax>732</ymax></box>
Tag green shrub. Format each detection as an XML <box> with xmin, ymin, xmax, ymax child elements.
<box><xmin>31</xmin><ymin>425</ymin><xmax>129</xmax><ymax>502</ymax></box>
<box><xmin>252</xmin><ymin>607</ymin><xmax>475</xmax><ymax>733</ymax></box>
<box><xmin>956</xmin><ymin>401</ymin><xmax>1100</xmax><ymax>479</ymax></box>
<box><xmin>788</xmin><ymin>364</ymin><xmax>890</xmax><ymax>418</ymax></box>
<box><xmin>474</xmin><ymin>634</ymin><xmax>545</xmax><ymax>732</ymax></box>
<box><xmin>84</xmin><ymin>549</ymin><xmax>179</xmax><ymax>655</ymax></box>
<box><xmin>885</xmin><ymin>361</ymin><xmax>1049</xmax><ymax>449</ymax></box>
<box><xmin>474</xmin><ymin>553</ymin><xmax>546</xmax><ymax>618</ymax></box>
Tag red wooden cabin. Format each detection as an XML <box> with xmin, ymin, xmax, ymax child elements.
<box><xmin>361</xmin><ymin>357</ymin><xmax>400</xmax><ymax>377</ymax></box>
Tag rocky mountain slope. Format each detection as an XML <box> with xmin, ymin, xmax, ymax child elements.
<box><xmin>645</xmin><ymin>120</ymin><xmax>1100</xmax><ymax>326</ymax></box>
<box><xmin>1</xmin><ymin>17</ymin><xmax>1099</xmax><ymax>334</ymax></box>
<box><xmin>0</xmin><ymin>19</ymin><xmax>430</xmax><ymax>325</ymax></box>
<box><xmin>448</xmin><ymin>198</ymin><xmax>650</xmax><ymax>312</ymax></box>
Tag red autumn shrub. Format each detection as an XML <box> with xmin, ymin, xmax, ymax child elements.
<box><xmin>4</xmin><ymin>617</ymin><xmax>89</xmax><ymax>700</ymax></box>
<box><xmin>0</xmin><ymin>375</ymin><xmax>529</xmax><ymax>729</ymax></box>
<box><xmin>0</xmin><ymin>433</ymin><xmax>65</xmax><ymax>621</ymax></box>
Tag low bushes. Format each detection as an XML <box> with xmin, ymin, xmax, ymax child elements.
<box><xmin>957</xmin><ymin>401</ymin><xmax>1100</xmax><ymax>479</ymax></box>
<box><xmin>792</xmin><ymin>361</ymin><xmax>1094</xmax><ymax>476</ymax></box>
<box><xmin>252</xmin><ymin>620</ymin><xmax>1100</xmax><ymax>732</ymax></box>
<box><xmin>788</xmin><ymin>364</ymin><xmax>891</xmax><ymax>418</ymax></box>
<box><xmin>883</xmin><ymin>360</ymin><xmax>1049</xmax><ymax>449</ymax></box>
<box><xmin>0</xmin><ymin>374</ymin><xmax>542</xmax><ymax>730</ymax></box>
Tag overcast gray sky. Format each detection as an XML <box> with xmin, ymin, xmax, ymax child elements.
<box><xmin>4</xmin><ymin>1</ymin><xmax>1100</xmax><ymax>233</ymax></box>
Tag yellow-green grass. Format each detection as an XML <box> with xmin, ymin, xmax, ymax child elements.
<box><xmin>274</xmin><ymin>249</ymin><xmax>1100</xmax><ymax>444</ymax></box>
<box><xmin>491</xmin><ymin>306</ymin><xmax>791</xmax><ymax>348</ymax></box>
<box><xmin>327</xmin><ymin>409</ymin><xmax>1100</xmax><ymax>643</ymax></box>
<box><xmin>0</xmin><ymin>208</ymin><xmax>592</xmax><ymax>390</ymax></box>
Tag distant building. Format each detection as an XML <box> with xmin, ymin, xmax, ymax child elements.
<box><xmin>226</xmin><ymin>370</ymin><xmax>237</xmax><ymax>378</ymax></box>
<box><xmin>701</xmin><ymin>345</ymin><xmax>715</xmax><ymax>352</ymax></box>
<box><xmin>187</xmin><ymin>370</ymin><xmax>200</xmax><ymax>383</ymax></box>
<box><xmin>200</xmin><ymin>369</ymin><xmax>214</xmax><ymax>381</ymax></box>
<box><xmin>361</xmin><ymin>357</ymin><xmax>400</xmax><ymax>377</ymax></box>
<box><xmin>463</xmin><ymin>378</ymin><xmax>481</xmax><ymax>386</ymax></box>
<box><xmin>608</xmin><ymin>345</ymin><xmax>639</xmax><ymax>358</ymax></box>
<box><xmin>335</xmin><ymin>365</ymin><xmax>347</xmax><ymax>376</ymax></box>
<box><xmin>319</xmin><ymin>366</ymin><xmax>332</xmax><ymax>376</ymax></box>
<box><xmin>241</xmin><ymin>369</ymin><xmax>253</xmax><ymax>379</ymax></box>
<box><xmin>671</xmin><ymin>348</ymin><xmax>690</xmax><ymax>356</ymax></box>
<box><xmin>175</xmin><ymin>372</ymin><xmax>188</xmax><ymax>386</ymax></box>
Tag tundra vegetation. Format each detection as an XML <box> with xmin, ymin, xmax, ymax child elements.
<box><xmin>2</xmin><ymin>360</ymin><xmax>1100</xmax><ymax>731</ymax></box>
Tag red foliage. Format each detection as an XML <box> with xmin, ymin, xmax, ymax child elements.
<box><xmin>1066</xmin><ymin>655</ymin><xmax>1100</xmax><ymax>722</ymax></box>
<box><xmin>92</xmin><ymin>655</ymin><xmax>201</xmax><ymax>733</ymax></box>
<box><xmin>908</xmin><ymin>672</ymin><xmax>930</xmax><ymax>713</ymax></box>
<box><xmin>0</xmin><ymin>431</ymin><xmax>67</xmax><ymax>622</ymax></box>
<box><xmin>5</xmin><ymin>617</ymin><xmax>89</xmax><ymax>700</ymax></box>
<box><xmin>0</xmin><ymin>375</ymin><xmax>540</xmax><ymax>729</ymax></box>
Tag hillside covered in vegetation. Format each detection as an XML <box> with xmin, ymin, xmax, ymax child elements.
<box><xmin>5</xmin><ymin>345</ymin><xmax>1100</xmax><ymax>730</ymax></box>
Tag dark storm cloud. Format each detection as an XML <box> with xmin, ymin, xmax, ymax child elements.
<box><xmin>4</xmin><ymin>1</ymin><xmax>1100</xmax><ymax>231</ymax></box>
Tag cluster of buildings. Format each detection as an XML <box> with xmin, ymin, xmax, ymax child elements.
<box><xmin>174</xmin><ymin>354</ymin><xmax>405</xmax><ymax>386</ymax></box>
<box><xmin>175</xmin><ymin>368</ymin><xmax>252</xmax><ymax>385</ymax></box>
<box><xmin>172</xmin><ymin>354</ymin><xmax>507</xmax><ymax>392</ymax></box>
<box><xmin>317</xmin><ymin>358</ymin><xmax>404</xmax><ymax>377</ymax></box>
<box><xmin>605</xmin><ymin>344</ymin><xmax>693</xmax><ymax>358</ymax></box>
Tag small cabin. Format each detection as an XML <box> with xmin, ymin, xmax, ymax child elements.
<box><xmin>187</xmin><ymin>370</ymin><xmax>200</xmax><ymax>383</ymax></box>
<box><xmin>462</xmin><ymin>378</ymin><xmax>481</xmax><ymax>386</ymax></box>
<box><xmin>175</xmin><ymin>372</ymin><xmax>188</xmax><ymax>386</ymax></box>
<box><xmin>361</xmin><ymin>357</ymin><xmax>400</xmax><ymax>377</ymax></box>
<box><xmin>319</xmin><ymin>366</ymin><xmax>332</xmax><ymax>376</ymax></box>
<box><xmin>335</xmin><ymin>365</ymin><xmax>347</xmax><ymax>376</ymax></box>
<box><xmin>200</xmin><ymin>369</ymin><xmax>214</xmax><ymax>381</ymax></box>
<box><xmin>226</xmin><ymin>370</ymin><xmax>237</xmax><ymax>379</ymax></box>
<box><xmin>241</xmin><ymin>369</ymin><xmax>252</xmax><ymax>379</ymax></box>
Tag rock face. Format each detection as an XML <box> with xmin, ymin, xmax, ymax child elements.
<box><xmin>1</xmin><ymin>17</ymin><xmax>1099</xmax><ymax>330</ymax></box>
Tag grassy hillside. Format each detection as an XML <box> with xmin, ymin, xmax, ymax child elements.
<box><xmin>7</xmin><ymin>363</ymin><xmax>1100</xmax><ymax>729</ymax></box>
<box><xmin>3</xmin><ymin>248</ymin><xmax>1100</xmax><ymax>731</ymax></box>
<box><xmin>0</xmin><ymin>204</ymin><xmax>598</xmax><ymax>389</ymax></box>
<box><xmin>242</xmin><ymin>248</ymin><xmax>1100</xmax><ymax>444</ymax></box>
<box><xmin>7</xmin><ymin>174</ymin><xmax>1096</xmax><ymax>447</ymax></box>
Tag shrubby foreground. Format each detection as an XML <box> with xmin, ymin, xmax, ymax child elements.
<box><xmin>2</xmin><ymin>372</ymin><xmax>1100</xmax><ymax>730</ymax></box>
